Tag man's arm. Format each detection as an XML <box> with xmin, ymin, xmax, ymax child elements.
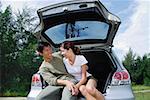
<box><xmin>40</xmin><ymin>66</ymin><xmax>75</xmax><ymax>86</ymax></box>
<box><xmin>57</xmin><ymin>79</ymin><xmax>77</xmax><ymax>95</ymax></box>
<box><xmin>40</xmin><ymin>67</ymin><xmax>59</xmax><ymax>86</ymax></box>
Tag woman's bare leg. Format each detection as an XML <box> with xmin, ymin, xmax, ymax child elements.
<box><xmin>79</xmin><ymin>85</ymin><xmax>96</xmax><ymax>100</ymax></box>
<box><xmin>86</xmin><ymin>79</ymin><xmax>104</xmax><ymax>100</ymax></box>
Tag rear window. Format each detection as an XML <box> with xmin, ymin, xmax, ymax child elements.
<box><xmin>45</xmin><ymin>21</ymin><xmax>109</xmax><ymax>44</ymax></box>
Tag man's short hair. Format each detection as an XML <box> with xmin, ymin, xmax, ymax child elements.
<box><xmin>37</xmin><ymin>42</ymin><xmax>51</xmax><ymax>53</ymax></box>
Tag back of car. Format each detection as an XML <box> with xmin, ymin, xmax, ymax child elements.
<box><xmin>27</xmin><ymin>0</ymin><xmax>135</xmax><ymax>100</ymax></box>
<box><xmin>78</xmin><ymin>45</ymin><xmax>134</xmax><ymax>100</ymax></box>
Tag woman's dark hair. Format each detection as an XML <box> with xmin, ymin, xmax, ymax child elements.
<box><xmin>63</xmin><ymin>41</ymin><xmax>80</xmax><ymax>55</ymax></box>
<box><xmin>37</xmin><ymin>42</ymin><xmax>51</xmax><ymax>53</ymax></box>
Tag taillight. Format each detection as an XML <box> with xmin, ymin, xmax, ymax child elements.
<box><xmin>122</xmin><ymin>71</ymin><xmax>129</xmax><ymax>80</ymax></box>
<box><xmin>31</xmin><ymin>74</ymin><xmax>42</xmax><ymax>87</ymax></box>
<box><xmin>111</xmin><ymin>70</ymin><xmax>131</xmax><ymax>85</ymax></box>
<box><xmin>114</xmin><ymin>72</ymin><xmax>122</xmax><ymax>80</ymax></box>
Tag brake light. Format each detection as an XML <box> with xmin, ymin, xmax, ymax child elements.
<box><xmin>111</xmin><ymin>70</ymin><xmax>130</xmax><ymax>85</ymax></box>
<box><xmin>114</xmin><ymin>72</ymin><xmax>122</xmax><ymax>80</ymax></box>
<box><xmin>122</xmin><ymin>71</ymin><xmax>129</xmax><ymax>80</ymax></box>
<box><xmin>114</xmin><ymin>71</ymin><xmax>129</xmax><ymax>80</ymax></box>
<box><xmin>32</xmin><ymin>74</ymin><xmax>40</xmax><ymax>82</ymax></box>
<box><xmin>31</xmin><ymin>74</ymin><xmax>42</xmax><ymax>87</ymax></box>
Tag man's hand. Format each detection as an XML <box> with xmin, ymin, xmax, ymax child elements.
<box><xmin>65</xmin><ymin>80</ymin><xmax>79</xmax><ymax>95</ymax></box>
<box><xmin>73</xmin><ymin>85</ymin><xmax>79</xmax><ymax>95</ymax></box>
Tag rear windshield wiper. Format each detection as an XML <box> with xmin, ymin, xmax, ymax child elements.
<box><xmin>65</xmin><ymin>22</ymin><xmax>88</xmax><ymax>39</ymax></box>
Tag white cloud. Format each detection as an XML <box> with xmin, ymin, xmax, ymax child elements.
<box><xmin>114</xmin><ymin>0</ymin><xmax>150</xmax><ymax>60</ymax></box>
<box><xmin>1</xmin><ymin>0</ymin><xmax>66</xmax><ymax>13</ymax></box>
<box><xmin>1</xmin><ymin>0</ymin><xmax>69</xmax><ymax>22</ymax></box>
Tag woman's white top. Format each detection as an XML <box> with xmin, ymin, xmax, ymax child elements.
<box><xmin>63</xmin><ymin>55</ymin><xmax>91</xmax><ymax>81</ymax></box>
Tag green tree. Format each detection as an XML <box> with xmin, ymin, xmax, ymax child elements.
<box><xmin>123</xmin><ymin>48</ymin><xmax>137</xmax><ymax>81</ymax></box>
<box><xmin>0</xmin><ymin>6</ymin><xmax>41</xmax><ymax>96</ymax></box>
<box><xmin>123</xmin><ymin>48</ymin><xmax>143</xmax><ymax>84</ymax></box>
<box><xmin>133</xmin><ymin>56</ymin><xmax>144</xmax><ymax>84</ymax></box>
<box><xmin>142</xmin><ymin>54</ymin><xmax>150</xmax><ymax>85</ymax></box>
<box><xmin>0</xmin><ymin>6</ymin><xmax>17</xmax><ymax>95</ymax></box>
<box><xmin>123</xmin><ymin>48</ymin><xmax>150</xmax><ymax>85</ymax></box>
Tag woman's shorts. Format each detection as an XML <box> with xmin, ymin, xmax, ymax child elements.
<box><xmin>85</xmin><ymin>76</ymin><xmax>98</xmax><ymax>84</ymax></box>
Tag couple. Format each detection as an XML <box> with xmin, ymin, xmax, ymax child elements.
<box><xmin>36</xmin><ymin>41</ymin><xmax>104</xmax><ymax>100</ymax></box>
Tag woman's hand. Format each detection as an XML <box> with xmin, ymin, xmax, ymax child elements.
<box><xmin>73</xmin><ymin>85</ymin><xmax>79</xmax><ymax>95</ymax></box>
<box><xmin>65</xmin><ymin>80</ymin><xmax>79</xmax><ymax>95</ymax></box>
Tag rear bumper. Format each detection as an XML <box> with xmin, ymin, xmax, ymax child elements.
<box><xmin>104</xmin><ymin>85</ymin><xmax>135</xmax><ymax>100</ymax></box>
<box><xmin>27</xmin><ymin>88</ymin><xmax>42</xmax><ymax>100</ymax></box>
<box><xmin>105</xmin><ymin>98</ymin><xmax>134</xmax><ymax>100</ymax></box>
<box><xmin>27</xmin><ymin>97</ymin><xmax>35</xmax><ymax>100</ymax></box>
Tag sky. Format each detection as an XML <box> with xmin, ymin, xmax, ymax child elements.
<box><xmin>1</xmin><ymin>0</ymin><xmax>150</xmax><ymax>60</ymax></box>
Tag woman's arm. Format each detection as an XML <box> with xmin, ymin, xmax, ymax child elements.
<box><xmin>57</xmin><ymin>79</ymin><xmax>79</xmax><ymax>96</ymax></box>
<box><xmin>75</xmin><ymin>64</ymin><xmax>87</xmax><ymax>88</ymax></box>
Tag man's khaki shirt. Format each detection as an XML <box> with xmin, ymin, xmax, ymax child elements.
<box><xmin>39</xmin><ymin>52</ymin><xmax>76</xmax><ymax>86</ymax></box>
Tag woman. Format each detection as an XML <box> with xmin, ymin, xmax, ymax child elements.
<box><xmin>60</xmin><ymin>41</ymin><xmax>104</xmax><ymax>100</ymax></box>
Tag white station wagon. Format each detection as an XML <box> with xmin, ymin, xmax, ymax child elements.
<box><xmin>27</xmin><ymin>0</ymin><xmax>135</xmax><ymax>100</ymax></box>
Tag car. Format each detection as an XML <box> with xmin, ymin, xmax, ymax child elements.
<box><xmin>27</xmin><ymin>0</ymin><xmax>135</xmax><ymax>100</ymax></box>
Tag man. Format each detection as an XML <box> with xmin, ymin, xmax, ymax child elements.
<box><xmin>36</xmin><ymin>42</ymin><xmax>78</xmax><ymax>100</ymax></box>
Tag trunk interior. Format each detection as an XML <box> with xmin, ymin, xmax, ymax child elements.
<box><xmin>81</xmin><ymin>50</ymin><xmax>116</xmax><ymax>93</ymax></box>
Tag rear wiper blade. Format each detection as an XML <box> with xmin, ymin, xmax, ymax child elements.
<box><xmin>65</xmin><ymin>22</ymin><xmax>88</xmax><ymax>38</ymax></box>
<box><xmin>65</xmin><ymin>23</ymin><xmax>75</xmax><ymax>39</ymax></box>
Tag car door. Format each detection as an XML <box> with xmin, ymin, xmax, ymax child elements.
<box><xmin>34</xmin><ymin>0</ymin><xmax>121</xmax><ymax>48</ymax></box>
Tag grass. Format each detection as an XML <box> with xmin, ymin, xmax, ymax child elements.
<box><xmin>2</xmin><ymin>90</ymin><xmax>28</xmax><ymax>97</ymax></box>
<box><xmin>132</xmin><ymin>85</ymin><xmax>150</xmax><ymax>91</ymax></box>
<box><xmin>132</xmin><ymin>85</ymin><xmax>150</xmax><ymax>100</ymax></box>
<box><xmin>134</xmin><ymin>92</ymin><xmax>150</xmax><ymax>100</ymax></box>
